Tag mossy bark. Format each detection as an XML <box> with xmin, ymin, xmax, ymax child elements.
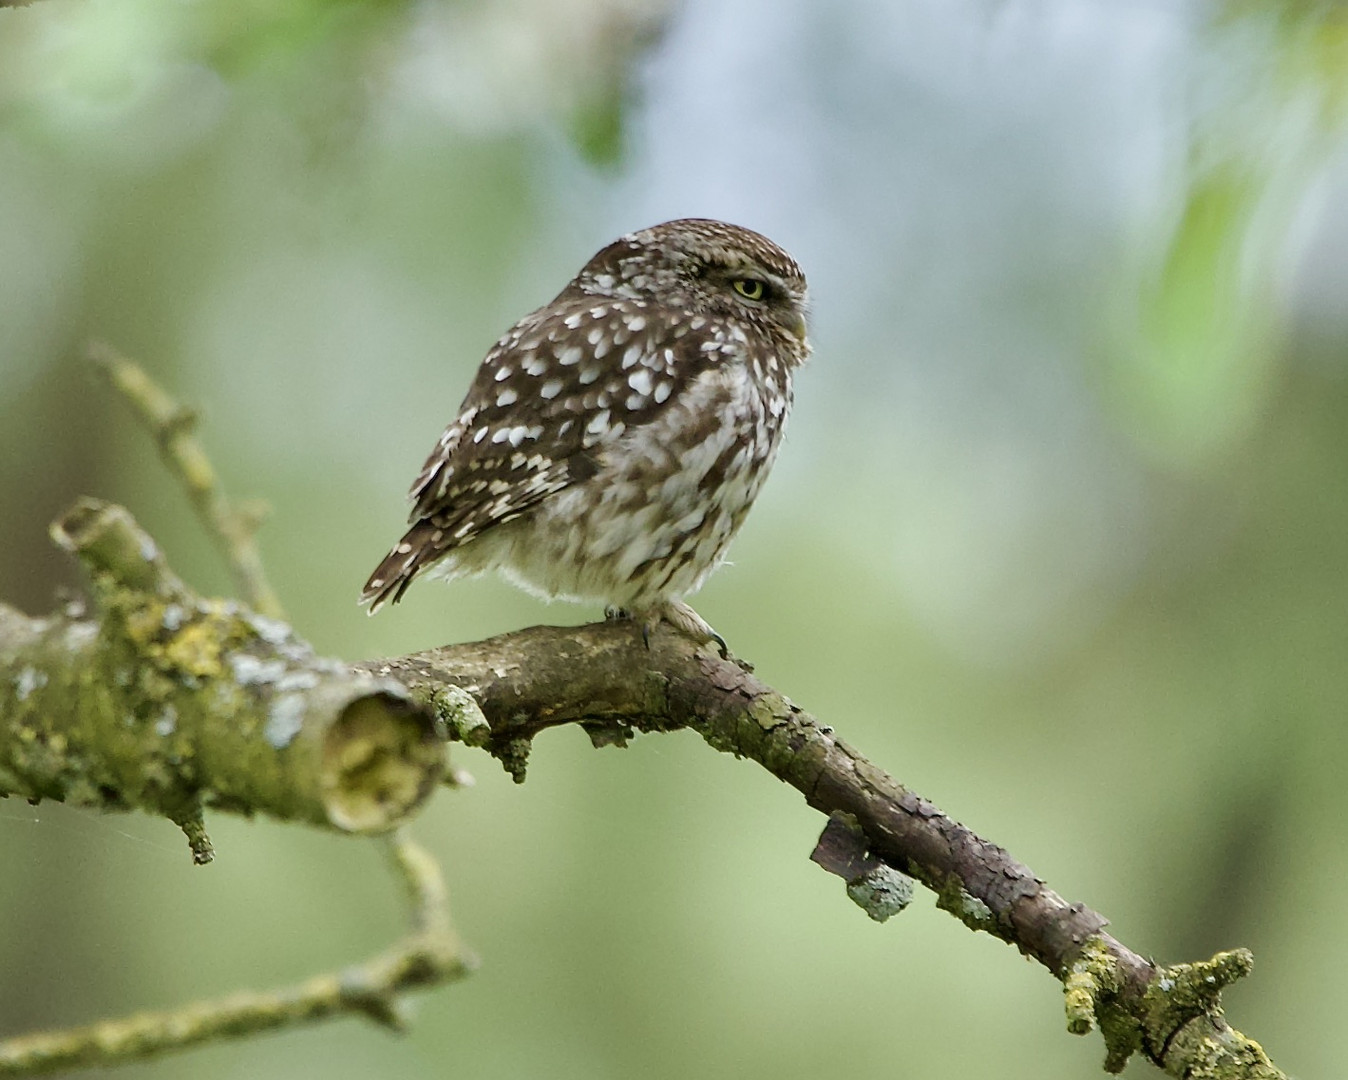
<box><xmin>0</xmin><ymin>500</ymin><xmax>444</xmax><ymax>857</ymax></box>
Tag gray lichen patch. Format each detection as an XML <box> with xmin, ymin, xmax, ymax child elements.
<box><xmin>15</xmin><ymin>666</ymin><xmax>47</xmax><ymax>700</ymax></box>
<box><xmin>265</xmin><ymin>694</ymin><xmax>307</xmax><ymax>749</ymax></box>
<box><xmin>846</xmin><ymin>865</ymin><xmax>915</xmax><ymax>922</ymax></box>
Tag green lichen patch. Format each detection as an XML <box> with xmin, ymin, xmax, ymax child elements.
<box><xmin>432</xmin><ymin>685</ymin><xmax>490</xmax><ymax>746</ymax></box>
<box><xmin>934</xmin><ymin>875</ymin><xmax>997</xmax><ymax>934</ymax></box>
<box><xmin>1058</xmin><ymin>936</ymin><xmax>1142</xmax><ymax>1072</ymax></box>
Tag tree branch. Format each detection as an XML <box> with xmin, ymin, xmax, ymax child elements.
<box><xmin>359</xmin><ymin>624</ymin><xmax>1286</xmax><ymax>1079</ymax></box>
<box><xmin>0</xmin><ymin>499</ymin><xmax>444</xmax><ymax>859</ymax></box>
<box><xmin>0</xmin><ymin>834</ymin><xmax>473</xmax><ymax>1076</ymax></box>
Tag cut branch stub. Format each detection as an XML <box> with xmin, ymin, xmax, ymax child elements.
<box><xmin>0</xmin><ymin>500</ymin><xmax>445</xmax><ymax>858</ymax></box>
<box><xmin>811</xmin><ymin>811</ymin><xmax>915</xmax><ymax>922</ymax></box>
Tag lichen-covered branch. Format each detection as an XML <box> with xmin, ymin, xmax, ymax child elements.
<box><xmin>360</xmin><ymin>624</ymin><xmax>1285</xmax><ymax>1080</ymax></box>
<box><xmin>0</xmin><ymin>834</ymin><xmax>473</xmax><ymax>1076</ymax></box>
<box><xmin>0</xmin><ymin>499</ymin><xmax>444</xmax><ymax>858</ymax></box>
<box><xmin>89</xmin><ymin>341</ymin><xmax>285</xmax><ymax>620</ymax></box>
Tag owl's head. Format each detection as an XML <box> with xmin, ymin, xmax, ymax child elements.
<box><xmin>574</xmin><ymin>218</ymin><xmax>810</xmax><ymax>357</ymax></box>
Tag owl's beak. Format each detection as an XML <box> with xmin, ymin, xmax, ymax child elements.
<box><xmin>788</xmin><ymin>310</ymin><xmax>808</xmax><ymax>344</ymax></box>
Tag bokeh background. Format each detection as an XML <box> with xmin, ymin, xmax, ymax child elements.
<box><xmin>2</xmin><ymin>0</ymin><xmax>1346</xmax><ymax>1076</ymax></box>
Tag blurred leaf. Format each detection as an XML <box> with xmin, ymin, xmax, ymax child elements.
<box><xmin>1223</xmin><ymin>0</ymin><xmax>1348</xmax><ymax>127</ymax></box>
<box><xmin>197</xmin><ymin>0</ymin><xmax>400</xmax><ymax>78</ymax></box>
<box><xmin>564</xmin><ymin>9</ymin><xmax>664</xmax><ymax>168</ymax></box>
<box><xmin>1122</xmin><ymin>165</ymin><xmax>1279</xmax><ymax>464</ymax></box>
<box><xmin>568</xmin><ymin>78</ymin><xmax>628</xmax><ymax>167</ymax></box>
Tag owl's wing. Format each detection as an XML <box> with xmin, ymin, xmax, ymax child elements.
<box><xmin>361</xmin><ymin>296</ymin><xmax>730</xmax><ymax>610</ymax></box>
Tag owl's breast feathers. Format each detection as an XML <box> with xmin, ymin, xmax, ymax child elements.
<box><xmin>362</xmin><ymin>296</ymin><xmax>789</xmax><ymax>610</ymax></box>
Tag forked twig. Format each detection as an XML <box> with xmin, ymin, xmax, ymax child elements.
<box><xmin>89</xmin><ymin>341</ymin><xmax>285</xmax><ymax>620</ymax></box>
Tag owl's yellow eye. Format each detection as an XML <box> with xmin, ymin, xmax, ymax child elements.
<box><xmin>731</xmin><ymin>278</ymin><xmax>766</xmax><ymax>301</ymax></box>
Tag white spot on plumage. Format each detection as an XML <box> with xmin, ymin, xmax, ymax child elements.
<box><xmin>540</xmin><ymin>378</ymin><xmax>563</xmax><ymax>399</ymax></box>
<box><xmin>585</xmin><ymin>410</ymin><xmax>610</xmax><ymax>435</ymax></box>
<box><xmin>675</xmin><ymin>508</ymin><xmax>706</xmax><ymax>534</ymax></box>
<box><xmin>558</xmin><ymin>345</ymin><xmax>583</xmax><ymax>366</ymax></box>
<box><xmin>653</xmin><ymin>381</ymin><xmax>673</xmax><ymax>404</ymax></box>
<box><xmin>627</xmin><ymin>368</ymin><xmax>653</xmax><ymax>396</ymax></box>
<box><xmin>522</xmin><ymin>354</ymin><xmax>549</xmax><ymax>376</ymax></box>
<box><xmin>495</xmin><ymin>366</ymin><xmax>512</xmax><ymax>382</ymax></box>
<box><xmin>621</xmin><ymin>344</ymin><xmax>643</xmax><ymax>369</ymax></box>
<box><xmin>579</xmin><ymin>365</ymin><xmax>601</xmax><ymax>385</ymax></box>
<box><xmin>497</xmin><ymin>388</ymin><xmax>518</xmax><ymax>407</ymax></box>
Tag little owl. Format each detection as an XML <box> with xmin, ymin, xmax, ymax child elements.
<box><xmin>361</xmin><ymin>218</ymin><xmax>811</xmax><ymax>650</ymax></box>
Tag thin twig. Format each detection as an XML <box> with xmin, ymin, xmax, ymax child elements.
<box><xmin>0</xmin><ymin>836</ymin><xmax>471</xmax><ymax>1076</ymax></box>
<box><xmin>88</xmin><ymin>341</ymin><xmax>285</xmax><ymax>620</ymax></box>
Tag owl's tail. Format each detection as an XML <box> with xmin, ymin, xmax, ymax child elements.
<box><xmin>360</xmin><ymin>521</ymin><xmax>444</xmax><ymax>614</ymax></box>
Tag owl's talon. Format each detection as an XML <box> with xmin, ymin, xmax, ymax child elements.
<box><xmin>710</xmin><ymin>631</ymin><xmax>730</xmax><ymax>659</ymax></box>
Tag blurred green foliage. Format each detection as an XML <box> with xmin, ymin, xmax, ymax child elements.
<box><xmin>2</xmin><ymin>1</ymin><xmax>1347</xmax><ymax>1078</ymax></box>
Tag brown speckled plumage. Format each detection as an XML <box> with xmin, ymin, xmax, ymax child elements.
<box><xmin>361</xmin><ymin>218</ymin><xmax>810</xmax><ymax>645</ymax></box>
